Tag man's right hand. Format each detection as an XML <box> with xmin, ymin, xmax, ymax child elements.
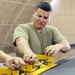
<box><xmin>23</xmin><ymin>51</ymin><xmax>38</xmax><ymax>64</ymax></box>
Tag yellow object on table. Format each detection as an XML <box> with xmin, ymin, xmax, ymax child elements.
<box><xmin>0</xmin><ymin>54</ymin><xmax>57</xmax><ymax>75</ymax></box>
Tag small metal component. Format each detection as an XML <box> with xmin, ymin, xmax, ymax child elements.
<box><xmin>36</xmin><ymin>61</ymin><xmax>44</xmax><ymax>69</ymax></box>
<box><xmin>11</xmin><ymin>64</ymin><xmax>16</xmax><ymax>67</ymax></box>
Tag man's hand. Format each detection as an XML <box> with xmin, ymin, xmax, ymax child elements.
<box><xmin>44</xmin><ymin>44</ymin><xmax>63</xmax><ymax>56</ymax></box>
<box><xmin>16</xmin><ymin>37</ymin><xmax>38</xmax><ymax>64</ymax></box>
<box><xmin>23</xmin><ymin>51</ymin><xmax>38</xmax><ymax>64</ymax></box>
<box><xmin>6</xmin><ymin>57</ymin><xmax>25</xmax><ymax>70</ymax></box>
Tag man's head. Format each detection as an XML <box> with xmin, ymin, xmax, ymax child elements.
<box><xmin>32</xmin><ymin>2</ymin><xmax>52</xmax><ymax>31</ymax></box>
<box><xmin>35</xmin><ymin>2</ymin><xmax>52</xmax><ymax>12</ymax></box>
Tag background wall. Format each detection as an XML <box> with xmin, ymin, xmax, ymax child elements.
<box><xmin>50</xmin><ymin>0</ymin><xmax>75</xmax><ymax>44</ymax></box>
<box><xmin>0</xmin><ymin>0</ymin><xmax>75</xmax><ymax>57</ymax></box>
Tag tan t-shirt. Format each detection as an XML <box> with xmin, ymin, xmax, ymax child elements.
<box><xmin>13</xmin><ymin>22</ymin><xmax>65</xmax><ymax>58</ymax></box>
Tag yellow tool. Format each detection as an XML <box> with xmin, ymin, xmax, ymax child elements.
<box><xmin>0</xmin><ymin>54</ymin><xmax>57</xmax><ymax>75</ymax></box>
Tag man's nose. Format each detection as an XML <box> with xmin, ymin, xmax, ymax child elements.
<box><xmin>40</xmin><ymin>17</ymin><xmax>44</xmax><ymax>22</ymax></box>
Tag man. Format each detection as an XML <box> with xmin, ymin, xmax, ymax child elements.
<box><xmin>13</xmin><ymin>2</ymin><xmax>71</xmax><ymax>64</ymax></box>
<box><xmin>0</xmin><ymin>50</ymin><xmax>25</xmax><ymax>70</ymax></box>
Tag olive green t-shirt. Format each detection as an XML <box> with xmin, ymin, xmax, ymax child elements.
<box><xmin>13</xmin><ymin>22</ymin><xmax>65</xmax><ymax>58</ymax></box>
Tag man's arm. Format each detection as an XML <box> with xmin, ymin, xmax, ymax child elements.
<box><xmin>44</xmin><ymin>39</ymin><xmax>71</xmax><ymax>56</ymax></box>
<box><xmin>58</xmin><ymin>40</ymin><xmax>71</xmax><ymax>53</ymax></box>
<box><xmin>16</xmin><ymin>37</ymin><xmax>38</xmax><ymax>64</ymax></box>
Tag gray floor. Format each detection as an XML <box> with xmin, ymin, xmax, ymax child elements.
<box><xmin>40</xmin><ymin>55</ymin><xmax>75</xmax><ymax>75</ymax></box>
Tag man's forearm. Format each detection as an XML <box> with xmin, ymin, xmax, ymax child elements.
<box><xmin>59</xmin><ymin>40</ymin><xmax>71</xmax><ymax>53</ymax></box>
<box><xmin>16</xmin><ymin>37</ymin><xmax>32</xmax><ymax>54</ymax></box>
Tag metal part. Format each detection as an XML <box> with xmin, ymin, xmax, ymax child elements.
<box><xmin>35</xmin><ymin>61</ymin><xmax>44</xmax><ymax>69</ymax></box>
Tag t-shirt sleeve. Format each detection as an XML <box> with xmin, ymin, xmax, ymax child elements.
<box><xmin>50</xmin><ymin>26</ymin><xmax>65</xmax><ymax>44</ymax></box>
<box><xmin>13</xmin><ymin>25</ymin><xmax>28</xmax><ymax>46</ymax></box>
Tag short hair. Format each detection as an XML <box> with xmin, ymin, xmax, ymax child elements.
<box><xmin>35</xmin><ymin>2</ymin><xmax>52</xmax><ymax>12</ymax></box>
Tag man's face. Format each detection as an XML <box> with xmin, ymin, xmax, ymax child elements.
<box><xmin>32</xmin><ymin>8</ymin><xmax>51</xmax><ymax>30</ymax></box>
